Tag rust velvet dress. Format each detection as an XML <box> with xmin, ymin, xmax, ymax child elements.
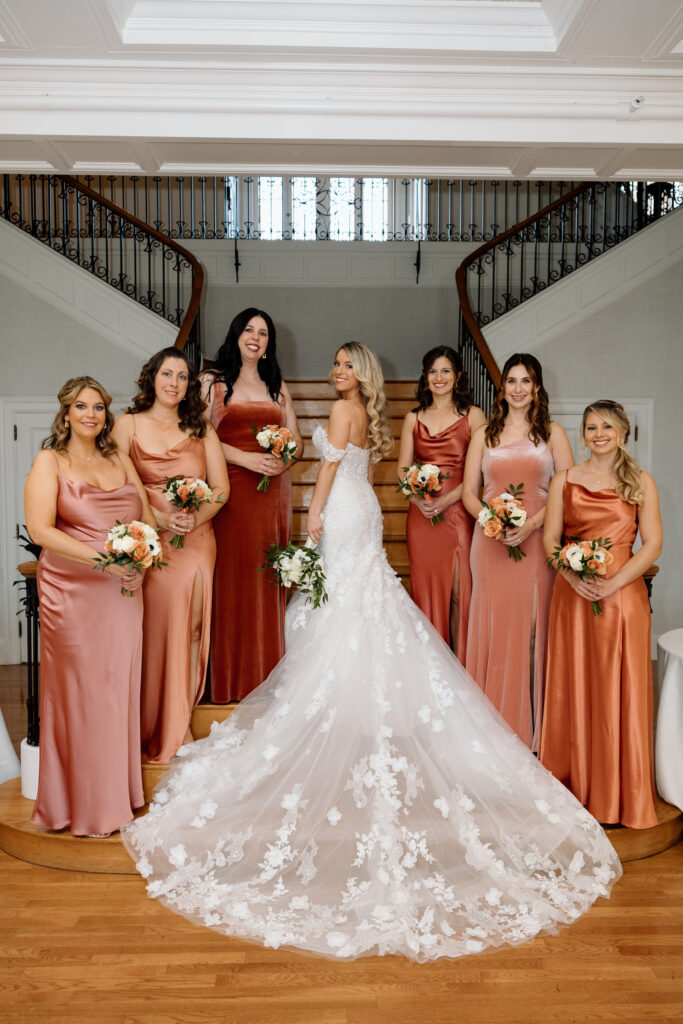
<box><xmin>209</xmin><ymin>383</ymin><xmax>292</xmax><ymax>702</ymax></box>
<box><xmin>31</xmin><ymin>475</ymin><xmax>144</xmax><ymax>835</ymax></box>
<box><xmin>130</xmin><ymin>427</ymin><xmax>216</xmax><ymax>762</ymax></box>
<box><xmin>466</xmin><ymin>437</ymin><xmax>554</xmax><ymax>752</ymax></box>
<box><xmin>406</xmin><ymin>416</ymin><xmax>473</xmax><ymax>660</ymax></box>
<box><xmin>540</xmin><ymin>482</ymin><xmax>658</xmax><ymax>829</ymax></box>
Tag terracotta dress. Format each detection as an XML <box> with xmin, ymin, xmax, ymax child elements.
<box><xmin>466</xmin><ymin>437</ymin><xmax>554</xmax><ymax>752</ymax></box>
<box><xmin>406</xmin><ymin>416</ymin><xmax>473</xmax><ymax>660</ymax></box>
<box><xmin>32</xmin><ymin>474</ymin><xmax>144</xmax><ymax>835</ymax></box>
<box><xmin>129</xmin><ymin>427</ymin><xmax>217</xmax><ymax>762</ymax></box>
<box><xmin>540</xmin><ymin>482</ymin><xmax>658</xmax><ymax>829</ymax></box>
<box><xmin>209</xmin><ymin>383</ymin><xmax>292</xmax><ymax>701</ymax></box>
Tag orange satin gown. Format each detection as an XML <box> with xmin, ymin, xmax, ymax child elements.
<box><xmin>32</xmin><ymin>475</ymin><xmax>144</xmax><ymax>835</ymax></box>
<box><xmin>466</xmin><ymin>437</ymin><xmax>554</xmax><ymax>751</ymax></box>
<box><xmin>406</xmin><ymin>416</ymin><xmax>473</xmax><ymax>660</ymax></box>
<box><xmin>209</xmin><ymin>383</ymin><xmax>292</xmax><ymax>702</ymax></box>
<box><xmin>130</xmin><ymin>428</ymin><xmax>217</xmax><ymax>762</ymax></box>
<box><xmin>540</xmin><ymin>482</ymin><xmax>658</xmax><ymax>829</ymax></box>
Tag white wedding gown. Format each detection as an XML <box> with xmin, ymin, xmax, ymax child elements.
<box><xmin>122</xmin><ymin>426</ymin><xmax>622</xmax><ymax>961</ymax></box>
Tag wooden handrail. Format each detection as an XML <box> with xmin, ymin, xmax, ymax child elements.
<box><xmin>61</xmin><ymin>175</ymin><xmax>204</xmax><ymax>352</ymax></box>
<box><xmin>455</xmin><ymin>180</ymin><xmax>592</xmax><ymax>392</ymax></box>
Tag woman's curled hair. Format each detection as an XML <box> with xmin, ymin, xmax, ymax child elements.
<box><xmin>205</xmin><ymin>308</ymin><xmax>282</xmax><ymax>406</ymax></box>
<box><xmin>485</xmin><ymin>352</ymin><xmax>551</xmax><ymax>448</ymax></box>
<box><xmin>127</xmin><ymin>347</ymin><xmax>207</xmax><ymax>438</ymax></box>
<box><xmin>42</xmin><ymin>376</ymin><xmax>117</xmax><ymax>456</ymax></box>
<box><xmin>331</xmin><ymin>342</ymin><xmax>394</xmax><ymax>461</ymax></box>
<box><xmin>581</xmin><ymin>400</ymin><xmax>644</xmax><ymax>505</ymax></box>
<box><xmin>414</xmin><ymin>346</ymin><xmax>473</xmax><ymax>416</ymax></box>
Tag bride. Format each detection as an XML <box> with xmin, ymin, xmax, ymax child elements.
<box><xmin>122</xmin><ymin>342</ymin><xmax>621</xmax><ymax>962</ymax></box>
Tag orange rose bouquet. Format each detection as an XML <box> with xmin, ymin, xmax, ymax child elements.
<box><xmin>252</xmin><ymin>424</ymin><xmax>298</xmax><ymax>492</ymax></box>
<box><xmin>548</xmin><ymin>536</ymin><xmax>614</xmax><ymax>615</ymax></box>
<box><xmin>477</xmin><ymin>483</ymin><xmax>527</xmax><ymax>561</ymax></box>
<box><xmin>94</xmin><ymin>520</ymin><xmax>164</xmax><ymax>596</ymax></box>
<box><xmin>162</xmin><ymin>475</ymin><xmax>222</xmax><ymax>549</ymax></box>
<box><xmin>397</xmin><ymin>462</ymin><xmax>450</xmax><ymax>525</ymax></box>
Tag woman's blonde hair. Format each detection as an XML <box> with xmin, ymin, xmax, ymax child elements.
<box><xmin>580</xmin><ymin>400</ymin><xmax>644</xmax><ymax>505</ymax></box>
<box><xmin>42</xmin><ymin>376</ymin><xmax>117</xmax><ymax>456</ymax></box>
<box><xmin>332</xmin><ymin>342</ymin><xmax>394</xmax><ymax>460</ymax></box>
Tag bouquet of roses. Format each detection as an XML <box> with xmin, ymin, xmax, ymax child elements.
<box><xmin>94</xmin><ymin>520</ymin><xmax>164</xmax><ymax>595</ymax></box>
<box><xmin>547</xmin><ymin>536</ymin><xmax>614</xmax><ymax>615</ymax></box>
<box><xmin>252</xmin><ymin>424</ymin><xmax>298</xmax><ymax>492</ymax></box>
<box><xmin>259</xmin><ymin>540</ymin><xmax>328</xmax><ymax>609</ymax></box>
<box><xmin>162</xmin><ymin>475</ymin><xmax>222</xmax><ymax>548</ymax></box>
<box><xmin>397</xmin><ymin>462</ymin><xmax>450</xmax><ymax>525</ymax></box>
<box><xmin>477</xmin><ymin>483</ymin><xmax>527</xmax><ymax>561</ymax></box>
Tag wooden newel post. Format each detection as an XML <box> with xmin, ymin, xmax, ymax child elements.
<box><xmin>17</xmin><ymin>561</ymin><xmax>40</xmax><ymax>747</ymax></box>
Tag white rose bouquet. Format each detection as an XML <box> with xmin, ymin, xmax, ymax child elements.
<box><xmin>477</xmin><ymin>482</ymin><xmax>528</xmax><ymax>561</ymax></box>
<box><xmin>161</xmin><ymin>475</ymin><xmax>223</xmax><ymax>549</ymax></box>
<box><xmin>547</xmin><ymin>536</ymin><xmax>614</xmax><ymax>615</ymax></box>
<box><xmin>94</xmin><ymin>520</ymin><xmax>164</xmax><ymax>595</ymax></box>
<box><xmin>397</xmin><ymin>462</ymin><xmax>450</xmax><ymax>525</ymax></box>
<box><xmin>251</xmin><ymin>424</ymin><xmax>298</xmax><ymax>492</ymax></box>
<box><xmin>259</xmin><ymin>540</ymin><xmax>328</xmax><ymax>609</ymax></box>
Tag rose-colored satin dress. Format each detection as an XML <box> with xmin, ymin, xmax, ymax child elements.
<box><xmin>31</xmin><ymin>474</ymin><xmax>144</xmax><ymax>836</ymax></box>
<box><xmin>406</xmin><ymin>416</ymin><xmax>473</xmax><ymax>660</ymax></box>
<box><xmin>209</xmin><ymin>383</ymin><xmax>292</xmax><ymax>702</ymax></box>
<box><xmin>466</xmin><ymin>437</ymin><xmax>554</xmax><ymax>751</ymax></box>
<box><xmin>130</xmin><ymin>426</ymin><xmax>217</xmax><ymax>762</ymax></box>
<box><xmin>540</xmin><ymin>482</ymin><xmax>658</xmax><ymax>829</ymax></box>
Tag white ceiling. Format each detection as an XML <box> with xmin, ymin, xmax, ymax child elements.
<box><xmin>0</xmin><ymin>0</ymin><xmax>682</xmax><ymax>178</ymax></box>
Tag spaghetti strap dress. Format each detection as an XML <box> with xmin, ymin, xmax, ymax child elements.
<box><xmin>406</xmin><ymin>416</ymin><xmax>473</xmax><ymax>660</ymax></box>
<box><xmin>540</xmin><ymin>481</ymin><xmax>658</xmax><ymax>829</ymax></box>
<box><xmin>208</xmin><ymin>382</ymin><xmax>292</xmax><ymax>702</ymax></box>
<box><xmin>31</xmin><ymin>474</ymin><xmax>144</xmax><ymax>835</ymax></box>
<box><xmin>129</xmin><ymin>427</ymin><xmax>217</xmax><ymax>763</ymax></box>
<box><xmin>466</xmin><ymin>437</ymin><xmax>554</xmax><ymax>751</ymax></box>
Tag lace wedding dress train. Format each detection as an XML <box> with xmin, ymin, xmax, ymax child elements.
<box><xmin>122</xmin><ymin>427</ymin><xmax>621</xmax><ymax>961</ymax></box>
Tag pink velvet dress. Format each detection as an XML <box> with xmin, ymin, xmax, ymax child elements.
<box><xmin>209</xmin><ymin>383</ymin><xmax>292</xmax><ymax>702</ymax></box>
<box><xmin>31</xmin><ymin>474</ymin><xmax>144</xmax><ymax>836</ymax></box>
<box><xmin>540</xmin><ymin>482</ymin><xmax>658</xmax><ymax>829</ymax></box>
<box><xmin>406</xmin><ymin>416</ymin><xmax>473</xmax><ymax>660</ymax></box>
<box><xmin>129</xmin><ymin>427</ymin><xmax>217</xmax><ymax>763</ymax></box>
<box><xmin>466</xmin><ymin>437</ymin><xmax>554</xmax><ymax>752</ymax></box>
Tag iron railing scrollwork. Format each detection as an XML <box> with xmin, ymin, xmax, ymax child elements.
<box><xmin>456</xmin><ymin>180</ymin><xmax>683</xmax><ymax>413</ymax></box>
<box><xmin>0</xmin><ymin>174</ymin><xmax>203</xmax><ymax>368</ymax></box>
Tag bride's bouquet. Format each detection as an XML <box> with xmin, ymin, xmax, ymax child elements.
<box><xmin>477</xmin><ymin>483</ymin><xmax>527</xmax><ymax>561</ymax></box>
<box><xmin>252</xmin><ymin>424</ymin><xmax>298</xmax><ymax>492</ymax></box>
<box><xmin>259</xmin><ymin>540</ymin><xmax>328</xmax><ymax>608</ymax></box>
<box><xmin>162</xmin><ymin>475</ymin><xmax>222</xmax><ymax>548</ymax></box>
<box><xmin>94</xmin><ymin>520</ymin><xmax>164</xmax><ymax>595</ymax></box>
<box><xmin>397</xmin><ymin>462</ymin><xmax>450</xmax><ymax>525</ymax></box>
<box><xmin>548</xmin><ymin>536</ymin><xmax>614</xmax><ymax>615</ymax></box>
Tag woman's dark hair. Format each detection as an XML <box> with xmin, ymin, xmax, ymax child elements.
<box><xmin>485</xmin><ymin>352</ymin><xmax>551</xmax><ymax>448</ymax></box>
<box><xmin>413</xmin><ymin>346</ymin><xmax>473</xmax><ymax>415</ymax></box>
<box><xmin>126</xmin><ymin>347</ymin><xmax>207</xmax><ymax>438</ymax></box>
<box><xmin>206</xmin><ymin>307</ymin><xmax>282</xmax><ymax>405</ymax></box>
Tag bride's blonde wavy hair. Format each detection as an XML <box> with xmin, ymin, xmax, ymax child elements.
<box><xmin>331</xmin><ymin>342</ymin><xmax>394</xmax><ymax>460</ymax></box>
<box><xmin>580</xmin><ymin>400</ymin><xmax>644</xmax><ymax>505</ymax></box>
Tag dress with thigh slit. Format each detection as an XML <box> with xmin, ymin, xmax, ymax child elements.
<box><xmin>406</xmin><ymin>416</ymin><xmax>473</xmax><ymax>660</ymax></box>
<box><xmin>31</xmin><ymin>474</ymin><xmax>144</xmax><ymax>835</ymax></box>
<box><xmin>465</xmin><ymin>437</ymin><xmax>554</xmax><ymax>751</ymax></box>
<box><xmin>130</xmin><ymin>428</ymin><xmax>217</xmax><ymax>763</ymax></box>
<box><xmin>540</xmin><ymin>481</ymin><xmax>658</xmax><ymax>829</ymax></box>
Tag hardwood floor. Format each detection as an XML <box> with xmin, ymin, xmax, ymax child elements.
<box><xmin>1</xmin><ymin>843</ymin><xmax>682</xmax><ymax>1024</ymax></box>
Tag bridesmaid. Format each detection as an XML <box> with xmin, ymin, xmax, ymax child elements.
<box><xmin>114</xmin><ymin>348</ymin><xmax>229</xmax><ymax>763</ymax></box>
<box><xmin>397</xmin><ymin>346</ymin><xmax>486</xmax><ymax>659</ymax></box>
<box><xmin>541</xmin><ymin>401</ymin><xmax>662</xmax><ymax>828</ymax></box>
<box><xmin>463</xmin><ymin>353</ymin><xmax>573</xmax><ymax>751</ymax></box>
<box><xmin>25</xmin><ymin>377</ymin><xmax>154</xmax><ymax>836</ymax></box>
<box><xmin>200</xmin><ymin>308</ymin><xmax>303</xmax><ymax>702</ymax></box>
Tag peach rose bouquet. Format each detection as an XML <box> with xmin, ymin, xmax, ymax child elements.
<box><xmin>477</xmin><ymin>482</ymin><xmax>527</xmax><ymax>561</ymax></box>
<box><xmin>398</xmin><ymin>462</ymin><xmax>450</xmax><ymax>525</ymax></box>
<box><xmin>548</xmin><ymin>536</ymin><xmax>614</xmax><ymax>615</ymax></box>
<box><xmin>162</xmin><ymin>475</ymin><xmax>222</xmax><ymax>548</ymax></box>
<box><xmin>94</xmin><ymin>520</ymin><xmax>164</xmax><ymax>595</ymax></box>
<box><xmin>252</xmin><ymin>424</ymin><xmax>298</xmax><ymax>492</ymax></box>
